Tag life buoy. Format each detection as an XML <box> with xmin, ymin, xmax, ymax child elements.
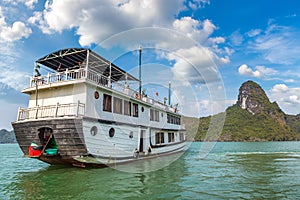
<box><xmin>135</xmin><ymin>93</ymin><xmax>140</xmax><ymax>99</ymax></box>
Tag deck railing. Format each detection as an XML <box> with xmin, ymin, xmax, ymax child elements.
<box><xmin>17</xmin><ymin>102</ymin><xmax>85</xmax><ymax>121</ymax></box>
<box><xmin>28</xmin><ymin>68</ymin><xmax>179</xmax><ymax>114</ymax></box>
<box><xmin>30</xmin><ymin>68</ymin><xmax>86</xmax><ymax>87</ymax></box>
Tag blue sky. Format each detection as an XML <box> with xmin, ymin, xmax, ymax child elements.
<box><xmin>1</xmin><ymin>0</ymin><xmax>300</xmax><ymax>130</ymax></box>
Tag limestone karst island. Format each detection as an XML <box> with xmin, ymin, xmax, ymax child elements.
<box><xmin>185</xmin><ymin>80</ymin><xmax>300</xmax><ymax>142</ymax></box>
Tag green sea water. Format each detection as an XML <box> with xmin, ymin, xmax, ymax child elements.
<box><xmin>1</xmin><ymin>142</ymin><xmax>300</xmax><ymax>199</ymax></box>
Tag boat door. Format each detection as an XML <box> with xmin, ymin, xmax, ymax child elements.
<box><xmin>139</xmin><ymin>130</ymin><xmax>146</xmax><ymax>153</ymax></box>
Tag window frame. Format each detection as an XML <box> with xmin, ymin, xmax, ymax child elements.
<box><xmin>168</xmin><ymin>132</ymin><xmax>175</xmax><ymax>143</ymax></box>
<box><xmin>155</xmin><ymin>132</ymin><xmax>164</xmax><ymax>144</ymax></box>
<box><xmin>103</xmin><ymin>94</ymin><xmax>112</xmax><ymax>112</ymax></box>
<box><xmin>124</xmin><ymin>100</ymin><xmax>131</xmax><ymax>116</ymax></box>
<box><xmin>113</xmin><ymin>96</ymin><xmax>123</xmax><ymax>114</ymax></box>
<box><xmin>132</xmin><ymin>103</ymin><xmax>139</xmax><ymax>117</ymax></box>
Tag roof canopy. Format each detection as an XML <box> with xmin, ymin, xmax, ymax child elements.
<box><xmin>36</xmin><ymin>48</ymin><xmax>138</xmax><ymax>82</ymax></box>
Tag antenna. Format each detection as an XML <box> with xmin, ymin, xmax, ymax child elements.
<box><xmin>139</xmin><ymin>46</ymin><xmax>142</xmax><ymax>96</ymax></box>
<box><xmin>168</xmin><ymin>81</ymin><xmax>171</xmax><ymax>105</ymax></box>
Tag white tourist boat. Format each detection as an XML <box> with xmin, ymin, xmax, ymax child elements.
<box><xmin>12</xmin><ymin>48</ymin><xmax>186</xmax><ymax>167</ymax></box>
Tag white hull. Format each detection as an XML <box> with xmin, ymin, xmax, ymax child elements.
<box><xmin>76</xmin><ymin>118</ymin><xmax>186</xmax><ymax>165</ymax></box>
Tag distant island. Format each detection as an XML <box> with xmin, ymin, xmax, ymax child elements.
<box><xmin>184</xmin><ymin>80</ymin><xmax>300</xmax><ymax>141</ymax></box>
<box><xmin>0</xmin><ymin>129</ymin><xmax>16</xmax><ymax>144</ymax></box>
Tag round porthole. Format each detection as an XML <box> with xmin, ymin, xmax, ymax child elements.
<box><xmin>129</xmin><ymin>131</ymin><xmax>133</xmax><ymax>138</ymax></box>
<box><xmin>109</xmin><ymin>127</ymin><xmax>115</xmax><ymax>137</ymax></box>
<box><xmin>94</xmin><ymin>91</ymin><xmax>99</xmax><ymax>99</ymax></box>
<box><xmin>90</xmin><ymin>126</ymin><xmax>97</xmax><ymax>136</ymax></box>
<box><xmin>141</xmin><ymin>107</ymin><xmax>144</xmax><ymax>112</ymax></box>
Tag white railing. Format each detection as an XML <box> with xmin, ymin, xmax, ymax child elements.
<box><xmin>17</xmin><ymin>102</ymin><xmax>85</xmax><ymax>121</ymax></box>
<box><xmin>30</xmin><ymin>68</ymin><xmax>86</xmax><ymax>87</ymax></box>
<box><xmin>29</xmin><ymin>68</ymin><xmax>179</xmax><ymax>114</ymax></box>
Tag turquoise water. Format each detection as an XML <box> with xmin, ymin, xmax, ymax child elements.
<box><xmin>1</xmin><ymin>142</ymin><xmax>300</xmax><ymax>199</ymax></box>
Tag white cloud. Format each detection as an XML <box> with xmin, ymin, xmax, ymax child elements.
<box><xmin>249</xmin><ymin>23</ymin><xmax>300</xmax><ymax>65</ymax></box>
<box><xmin>0</xmin><ymin>41</ymin><xmax>31</xmax><ymax>91</ymax></box>
<box><xmin>229</xmin><ymin>30</ymin><xmax>243</xmax><ymax>46</ymax></box>
<box><xmin>238</xmin><ymin>64</ymin><xmax>278</xmax><ymax>79</ymax></box>
<box><xmin>269</xmin><ymin>84</ymin><xmax>300</xmax><ymax>114</ymax></box>
<box><xmin>188</xmin><ymin>0</ymin><xmax>210</xmax><ymax>10</ymax></box>
<box><xmin>0</xmin><ymin>6</ymin><xmax>32</xmax><ymax>42</ymax></box>
<box><xmin>169</xmin><ymin>46</ymin><xmax>226</xmax><ymax>85</ymax></box>
<box><xmin>271</xmin><ymin>84</ymin><xmax>288</xmax><ymax>93</ymax></box>
<box><xmin>284</xmin><ymin>79</ymin><xmax>295</xmax><ymax>83</ymax></box>
<box><xmin>0</xmin><ymin>21</ymin><xmax>32</xmax><ymax>42</ymax></box>
<box><xmin>238</xmin><ymin>64</ymin><xmax>261</xmax><ymax>78</ymax></box>
<box><xmin>24</xmin><ymin>0</ymin><xmax>38</xmax><ymax>9</ymax></box>
<box><xmin>247</xmin><ymin>29</ymin><xmax>261</xmax><ymax>37</ymax></box>
<box><xmin>33</xmin><ymin>0</ymin><xmax>186</xmax><ymax>46</ymax></box>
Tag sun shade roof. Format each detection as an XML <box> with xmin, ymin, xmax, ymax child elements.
<box><xmin>36</xmin><ymin>48</ymin><xmax>138</xmax><ymax>82</ymax></box>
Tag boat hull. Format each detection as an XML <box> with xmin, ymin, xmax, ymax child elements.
<box><xmin>12</xmin><ymin>117</ymin><xmax>186</xmax><ymax>167</ymax></box>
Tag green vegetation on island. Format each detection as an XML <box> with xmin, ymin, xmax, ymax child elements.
<box><xmin>184</xmin><ymin>81</ymin><xmax>300</xmax><ymax>141</ymax></box>
<box><xmin>0</xmin><ymin>129</ymin><xmax>16</xmax><ymax>144</ymax></box>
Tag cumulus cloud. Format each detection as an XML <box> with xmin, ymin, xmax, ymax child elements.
<box><xmin>270</xmin><ymin>84</ymin><xmax>300</xmax><ymax>114</ymax></box>
<box><xmin>238</xmin><ymin>64</ymin><xmax>261</xmax><ymax>78</ymax></box>
<box><xmin>169</xmin><ymin>46</ymin><xmax>227</xmax><ymax>86</ymax></box>
<box><xmin>238</xmin><ymin>64</ymin><xmax>277</xmax><ymax>78</ymax></box>
<box><xmin>271</xmin><ymin>84</ymin><xmax>289</xmax><ymax>93</ymax></box>
<box><xmin>32</xmin><ymin>0</ymin><xmax>185</xmax><ymax>46</ymax></box>
<box><xmin>0</xmin><ymin>21</ymin><xmax>32</xmax><ymax>42</ymax></box>
<box><xmin>0</xmin><ymin>6</ymin><xmax>32</xmax><ymax>42</ymax></box>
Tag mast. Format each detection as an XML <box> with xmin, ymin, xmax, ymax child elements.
<box><xmin>168</xmin><ymin>81</ymin><xmax>171</xmax><ymax>106</ymax></box>
<box><xmin>139</xmin><ymin>46</ymin><xmax>142</xmax><ymax>97</ymax></box>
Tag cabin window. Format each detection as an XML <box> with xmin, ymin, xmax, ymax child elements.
<box><xmin>94</xmin><ymin>91</ymin><xmax>99</xmax><ymax>99</ymax></box>
<box><xmin>141</xmin><ymin>106</ymin><xmax>144</xmax><ymax>112</ymax></box>
<box><xmin>167</xmin><ymin>114</ymin><xmax>181</xmax><ymax>125</ymax></box>
<box><xmin>113</xmin><ymin>97</ymin><xmax>123</xmax><ymax>114</ymax></box>
<box><xmin>150</xmin><ymin>109</ymin><xmax>159</xmax><ymax>122</ymax></box>
<box><xmin>124</xmin><ymin>100</ymin><xmax>131</xmax><ymax>116</ymax></box>
<box><xmin>109</xmin><ymin>128</ymin><xmax>115</xmax><ymax>137</ymax></box>
<box><xmin>180</xmin><ymin>133</ymin><xmax>184</xmax><ymax>141</ymax></box>
<box><xmin>103</xmin><ymin>94</ymin><xmax>112</xmax><ymax>112</ymax></box>
<box><xmin>168</xmin><ymin>132</ymin><xmax>175</xmax><ymax>142</ymax></box>
<box><xmin>90</xmin><ymin>126</ymin><xmax>98</xmax><ymax>136</ymax></box>
<box><xmin>155</xmin><ymin>132</ymin><xmax>164</xmax><ymax>144</ymax></box>
<box><xmin>132</xmin><ymin>103</ymin><xmax>138</xmax><ymax>117</ymax></box>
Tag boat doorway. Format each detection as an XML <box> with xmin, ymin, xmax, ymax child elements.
<box><xmin>37</xmin><ymin>127</ymin><xmax>58</xmax><ymax>155</ymax></box>
<box><xmin>38</xmin><ymin>127</ymin><xmax>53</xmax><ymax>145</ymax></box>
<box><xmin>139</xmin><ymin>130</ymin><xmax>146</xmax><ymax>153</ymax></box>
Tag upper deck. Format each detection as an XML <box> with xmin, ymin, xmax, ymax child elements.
<box><xmin>17</xmin><ymin>48</ymin><xmax>181</xmax><ymax>122</ymax></box>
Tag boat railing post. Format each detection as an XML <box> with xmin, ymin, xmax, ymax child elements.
<box><xmin>47</xmin><ymin>73</ymin><xmax>50</xmax><ymax>84</ymax></box>
<box><xmin>55</xmin><ymin>102</ymin><xmax>59</xmax><ymax>118</ymax></box>
<box><xmin>76</xmin><ymin>100</ymin><xmax>80</xmax><ymax>117</ymax></box>
<box><xmin>65</xmin><ymin>69</ymin><xmax>69</xmax><ymax>80</ymax></box>
<box><xmin>35</xmin><ymin>105</ymin><xmax>39</xmax><ymax>119</ymax></box>
<box><xmin>17</xmin><ymin>107</ymin><xmax>21</xmax><ymax>121</ymax></box>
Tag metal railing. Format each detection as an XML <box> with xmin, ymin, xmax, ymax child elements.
<box><xmin>30</xmin><ymin>68</ymin><xmax>86</xmax><ymax>87</ymax></box>
<box><xmin>17</xmin><ymin>101</ymin><xmax>85</xmax><ymax>121</ymax></box>
<box><xmin>28</xmin><ymin>68</ymin><xmax>179</xmax><ymax>114</ymax></box>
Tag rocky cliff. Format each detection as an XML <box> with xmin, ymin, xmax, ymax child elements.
<box><xmin>188</xmin><ymin>80</ymin><xmax>300</xmax><ymax>141</ymax></box>
<box><xmin>237</xmin><ymin>80</ymin><xmax>286</xmax><ymax>125</ymax></box>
